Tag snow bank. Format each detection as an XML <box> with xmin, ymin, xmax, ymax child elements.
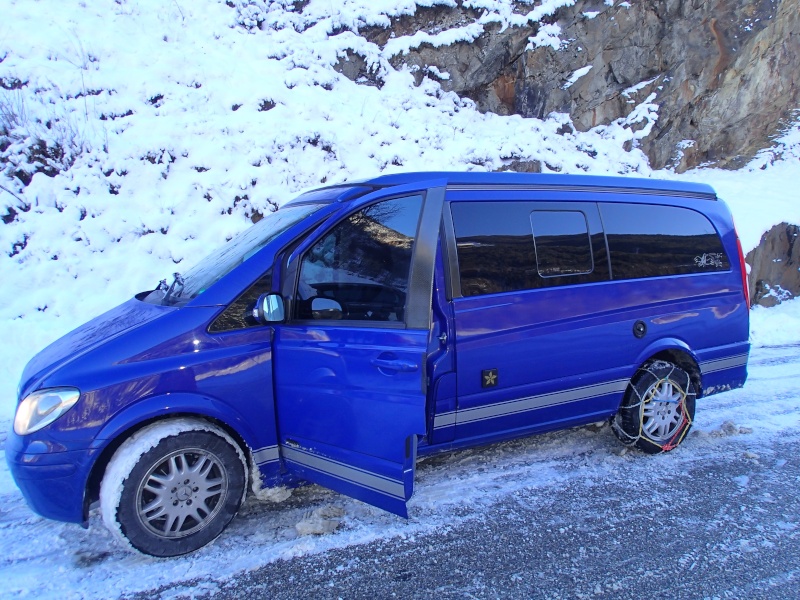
<box><xmin>750</xmin><ymin>297</ymin><xmax>800</xmax><ymax>348</ymax></box>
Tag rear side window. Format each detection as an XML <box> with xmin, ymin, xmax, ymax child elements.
<box><xmin>600</xmin><ymin>203</ymin><xmax>730</xmax><ymax>280</ymax></box>
<box><xmin>451</xmin><ymin>202</ymin><xmax>538</xmax><ymax>296</ymax></box>
<box><xmin>451</xmin><ymin>202</ymin><xmax>608</xmax><ymax>296</ymax></box>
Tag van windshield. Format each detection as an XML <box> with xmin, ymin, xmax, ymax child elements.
<box><xmin>144</xmin><ymin>203</ymin><xmax>323</xmax><ymax>306</ymax></box>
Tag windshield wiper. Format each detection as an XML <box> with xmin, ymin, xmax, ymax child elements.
<box><xmin>157</xmin><ymin>272</ymin><xmax>185</xmax><ymax>305</ymax></box>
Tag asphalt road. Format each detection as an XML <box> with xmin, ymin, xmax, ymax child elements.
<box><xmin>129</xmin><ymin>430</ymin><xmax>800</xmax><ymax>600</ymax></box>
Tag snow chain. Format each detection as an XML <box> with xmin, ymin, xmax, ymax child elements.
<box><xmin>612</xmin><ymin>361</ymin><xmax>696</xmax><ymax>450</ymax></box>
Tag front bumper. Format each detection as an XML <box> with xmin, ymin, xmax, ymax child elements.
<box><xmin>5</xmin><ymin>430</ymin><xmax>97</xmax><ymax>524</ymax></box>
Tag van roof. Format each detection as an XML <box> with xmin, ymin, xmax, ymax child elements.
<box><xmin>357</xmin><ymin>171</ymin><xmax>716</xmax><ymax>198</ymax></box>
<box><xmin>289</xmin><ymin>172</ymin><xmax>717</xmax><ymax>205</ymax></box>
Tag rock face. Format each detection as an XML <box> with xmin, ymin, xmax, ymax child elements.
<box><xmin>747</xmin><ymin>223</ymin><xmax>800</xmax><ymax>307</ymax></box>
<box><xmin>360</xmin><ymin>0</ymin><xmax>800</xmax><ymax>172</ymax></box>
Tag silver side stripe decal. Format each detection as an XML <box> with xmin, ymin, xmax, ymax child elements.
<box><xmin>433</xmin><ymin>412</ymin><xmax>456</xmax><ymax>429</ymax></box>
<box><xmin>281</xmin><ymin>445</ymin><xmax>406</xmax><ymax>500</ymax></box>
<box><xmin>700</xmin><ymin>353</ymin><xmax>748</xmax><ymax>374</ymax></box>
<box><xmin>253</xmin><ymin>445</ymin><xmax>279</xmax><ymax>465</ymax></box>
<box><xmin>434</xmin><ymin>353</ymin><xmax>748</xmax><ymax>431</ymax></box>
<box><xmin>434</xmin><ymin>379</ymin><xmax>629</xmax><ymax>429</ymax></box>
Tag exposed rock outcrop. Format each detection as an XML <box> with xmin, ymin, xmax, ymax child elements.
<box><xmin>747</xmin><ymin>223</ymin><xmax>800</xmax><ymax>307</ymax></box>
<box><xmin>352</xmin><ymin>0</ymin><xmax>800</xmax><ymax>172</ymax></box>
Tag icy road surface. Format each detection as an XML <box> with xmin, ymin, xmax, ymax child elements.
<box><xmin>1</xmin><ymin>342</ymin><xmax>799</xmax><ymax>599</ymax></box>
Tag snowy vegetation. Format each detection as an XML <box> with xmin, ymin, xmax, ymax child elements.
<box><xmin>0</xmin><ymin>0</ymin><xmax>797</xmax><ymax>410</ymax></box>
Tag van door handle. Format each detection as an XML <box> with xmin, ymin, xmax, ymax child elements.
<box><xmin>370</xmin><ymin>358</ymin><xmax>419</xmax><ymax>373</ymax></box>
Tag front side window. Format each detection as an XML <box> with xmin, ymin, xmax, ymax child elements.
<box><xmin>208</xmin><ymin>271</ymin><xmax>272</xmax><ymax>333</ymax></box>
<box><xmin>296</xmin><ymin>196</ymin><xmax>423</xmax><ymax>322</ymax></box>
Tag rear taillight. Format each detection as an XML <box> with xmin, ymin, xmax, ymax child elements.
<box><xmin>735</xmin><ymin>232</ymin><xmax>750</xmax><ymax>308</ymax></box>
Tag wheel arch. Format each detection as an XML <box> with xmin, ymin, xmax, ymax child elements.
<box><xmin>84</xmin><ymin>394</ymin><xmax>258</xmax><ymax>521</ymax></box>
<box><xmin>634</xmin><ymin>340</ymin><xmax>702</xmax><ymax>398</ymax></box>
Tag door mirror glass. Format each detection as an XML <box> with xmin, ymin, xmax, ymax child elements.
<box><xmin>311</xmin><ymin>297</ymin><xmax>343</xmax><ymax>320</ymax></box>
<box><xmin>253</xmin><ymin>293</ymin><xmax>285</xmax><ymax>323</ymax></box>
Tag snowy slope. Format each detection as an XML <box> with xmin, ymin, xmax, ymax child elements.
<box><xmin>0</xmin><ymin>1</ymin><xmax>799</xmax><ymax>595</ymax></box>
<box><xmin>1</xmin><ymin>0</ymin><xmax>798</xmax><ymax>416</ymax></box>
<box><xmin>0</xmin><ymin>0</ymin><xmax>661</xmax><ymax>417</ymax></box>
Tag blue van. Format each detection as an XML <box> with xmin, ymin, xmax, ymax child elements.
<box><xmin>6</xmin><ymin>172</ymin><xmax>750</xmax><ymax>556</ymax></box>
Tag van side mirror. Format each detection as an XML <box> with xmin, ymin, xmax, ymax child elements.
<box><xmin>253</xmin><ymin>293</ymin><xmax>285</xmax><ymax>324</ymax></box>
<box><xmin>311</xmin><ymin>297</ymin><xmax>343</xmax><ymax>320</ymax></box>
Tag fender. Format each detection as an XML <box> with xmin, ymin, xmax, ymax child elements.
<box><xmin>633</xmin><ymin>337</ymin><xmax>701</xmax><ymax>375</ymax></box>
<box><xmin>88</xmin><ymin>392</ymin><xmax>266</xmax><ymax>456</ymax></box>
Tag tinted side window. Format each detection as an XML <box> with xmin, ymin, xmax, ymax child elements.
<box><xmin>451</xmin><ymin>202</ymin><xmax>608</xmax><ymax>296</ymax></box>
<box><xmin>296</xmin><ymin>196</ymin><xmax>422</xmax><ymax>322</ymax></box>
<box><xmin>531</xmin><ymin>211</ymin><xmax>593</xmax><ymax>277</ymax></box>
<box><xmin>451</xmin><ymin>202</ymin><xmax>538</xmax><ymax>296</ymax></box>
<box><xmin>600</xmin><ymin>203</ymin><xmax>730</xmax><ymax>280</ymax></box>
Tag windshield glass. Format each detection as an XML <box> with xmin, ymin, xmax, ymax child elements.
<box><xmin>145</xmin><ymin>203</ymin><xmax>323</xmax><ymax>306</ymax></box>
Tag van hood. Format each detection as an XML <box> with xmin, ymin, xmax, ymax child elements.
<box><xmin>18</xmin><ymin>297</ymin><xmax>176</xmax><ymax>400</ymax></box>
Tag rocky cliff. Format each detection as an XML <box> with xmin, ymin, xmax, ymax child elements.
<box><xmin>344</xmin><ymin>0</ymin><xmax>800</xmax><ymax>306</ymax></box>
<box><xmin>347</xmin><ymin>0</ymin><xmax>799</xmax><ymax>172</ymax></box>
<box><xmin>747</xmin><ymin>223</ymin><xmax>800</xmax><ymax>307</ymax></box>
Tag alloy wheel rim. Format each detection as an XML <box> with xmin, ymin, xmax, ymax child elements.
<box><xmin>641</xmin><ymin>379</ymin><xmax>686</xmax><ymax>442</ymax></box>
<box><xmin>135</xmin><ymin>447</ymin><xmax>228</xmax><ymax>539</ymax></box>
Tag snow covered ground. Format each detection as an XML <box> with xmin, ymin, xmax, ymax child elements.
<box><xmin>1</xmin><ymin>1</ymin><xmax>800</xmax><ymax>597</ymax></box>
<box><xmin>0</xmin><ymin>335</ymin><xmax>799</xmax><ymax>599</ymax></box>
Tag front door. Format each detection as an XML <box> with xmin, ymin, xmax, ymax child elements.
<box><xmin>273</xmin><ymin>183</ymin><xmax>445</xmax><ymax>516</ymax></box>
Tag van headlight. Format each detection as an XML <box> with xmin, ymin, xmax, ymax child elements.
<box><xmin>14</xmin><ymin>387</ymin><xmax>80</xmax><ymax>435</ymax></box>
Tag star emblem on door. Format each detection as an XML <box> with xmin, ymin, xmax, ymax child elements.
<box><xmin>482</xmin><ymin>368</ymin><xmax>498</xmax><ymax>388</ymax></box>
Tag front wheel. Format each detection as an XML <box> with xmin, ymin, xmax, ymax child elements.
<box><xmin>612</xmin><ymin>361</ymin><xmax>697</xmax><ymax>454</ymax></box>
<box><xmin>100</xmin><ymin>419</ymin><xmax>247</xmax><ymax>557</ymax></box>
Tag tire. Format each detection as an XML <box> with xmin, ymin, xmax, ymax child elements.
<box><xmin>100</xmin><ymin>419</ymin><xmax>247</xmax><ymax>557</ymax></box>
<box><xmin>612</xmin><ymin>360</ymin><xmax>697</xmax><ymax>454</ymax></box>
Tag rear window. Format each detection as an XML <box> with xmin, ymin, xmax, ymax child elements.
<box><xmin>600</xmin><ymin>203</ymin><xmax>730</xmax><ymax>280</ymax></box>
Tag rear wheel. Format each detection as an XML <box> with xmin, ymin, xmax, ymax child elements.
<box><xmin>613</xmin><ymin>361</ymin><xmax>696</xmax><ymax>454</ymax></box>
<box><xmin>100</xmin><ymin>419</ymin><xmax>246</xmax><ymax>557</ymax></box>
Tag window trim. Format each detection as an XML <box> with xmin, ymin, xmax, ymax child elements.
<box><xmin>442</xmin><ymin>202</ymin><xmax>462</xmax><ymax>300</ymax></box>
